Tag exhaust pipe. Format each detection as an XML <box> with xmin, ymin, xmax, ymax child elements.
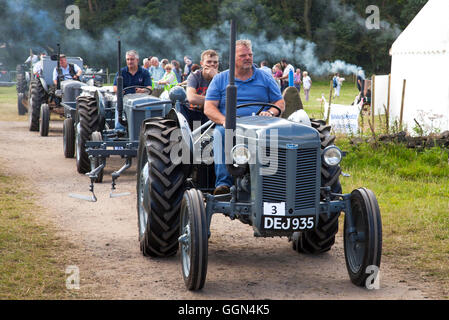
<box><xmin>116</xmin><ymin>39</ymin><xmax>126</xmax><ymax>126</ymax></box>
<box><xmin>56</xmin><ymin>43</ymin><xmax>61</xmax><ymax>90</ymax></box>
<box><xmin>225</xmin><ymin>20</ymin><xmax>246</xmax><ymax>177</ymax></box>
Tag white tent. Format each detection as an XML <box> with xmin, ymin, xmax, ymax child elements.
<box><xmin>389</xmin><ymin>0</ymin><xmax>449</xmax><ymax>134</ymax></box>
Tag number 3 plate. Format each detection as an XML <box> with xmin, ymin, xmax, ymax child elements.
<box><xmin>263</xmin><ymin>202</ymin><xmax>315</xmax><ymax>231</ymax></box>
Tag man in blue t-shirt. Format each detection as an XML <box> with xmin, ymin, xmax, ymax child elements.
<box><xmin>113</xmin><ymin>50</ymin><xmax>152</xmax><ymax>130</ymax></box>
<box><xmin>205</xmin><ymin>39</ymin><xmax>285</xmax><ymax>195</ymax></box>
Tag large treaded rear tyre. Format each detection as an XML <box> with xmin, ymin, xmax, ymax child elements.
<box><xmin>17</xmin><ymin>93</ymin><xmax>27</xmax><ymax>115</ymax></box>
<box><xmin>292</xmin><ymin>119</ymin><xmax>342</xmax><ymax>254</ymax></box>
<box><xmin>137</xmin><ymin>117</ymin><xmax>187</xmax><ymax>257</ymax></box>
<box><xmin>29</xmin><ymin>80</ymin><xmax>45</xmax><ymax>132</ymax></box>
<box><xmin>76</xmin><ymin>96</ymin><xmax>99</xmax><ymax>174</ymax></box>
<box><xmin>16</xmin><ymin>65</ymin><xmax>27</xmax><ymax>94</ymax></box>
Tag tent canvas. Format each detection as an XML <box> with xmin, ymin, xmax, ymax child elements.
<box><xmin>389</xmin><ymin>0</ymin><xmax>449</xmax><ymax>134</ymax></box>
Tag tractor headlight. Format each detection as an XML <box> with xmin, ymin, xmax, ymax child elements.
<box><xmin>323</xmin><ymin>146</ymin><xmax>342</xmax><ymax>166</ymax></box>
<box><xmin>231</xmin><ymin>144</ymin><xmax>250</xmax><ymax>166</ymax></box>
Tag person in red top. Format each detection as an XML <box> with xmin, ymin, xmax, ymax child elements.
<box><xmin>180</xmin><ymin>49</ymin><xmax>220</xmax><ymax>129</ymax></box>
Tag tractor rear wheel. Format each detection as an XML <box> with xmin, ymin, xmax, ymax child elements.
<box><xmin>17</xmin><ymin>93</ymin><xmax>27</xmax><ymax>115</ymax></box>
<box><xmin>29</xmin><ymin>80</ymin><xmax>45</xmax><ymax>132</ymax></box>
<box><xmin>76</xmin><ymin>96</ymin><xmax>99</xmax><ymax>174</ymax></box>
<box><xmin>15</xmin><ymin>65</ymin><xmax>27</xmax><ymax>94</ymax></box>
<box><xmin>63</xmin><ymin>118</ymin><xmax>75</xmax><ymax>158</ymax></box>
<box><xmin>39</xmin><ymin>104</ymin><xmax>50</xmax><ymax>136</ymax></box>
<box><xmin>137</xmin><ymin>117</ymin><xmax>187</xmax><ymax>258</ymax></box>
<box><xmin>292</xmin><ymin>119</ymin><xmax>342</xmax><ymax>254</ymax></box>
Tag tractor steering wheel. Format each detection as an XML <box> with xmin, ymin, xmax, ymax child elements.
<box><xmin>122</xmin><ymin>85</ymin><xmax>153</xmax><ymax>95</ymax></box>
<box><xmin>236</xmin><ymin>102</ymin><xmax>282</xmax><ymax>117</ymax></box>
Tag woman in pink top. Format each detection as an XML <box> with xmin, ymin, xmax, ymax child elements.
<box><xmin>294</xmin><ymin>68</ymin><xmax>302</xmax><ymax>92</ymax></box>
<box><xmin>273</xmin><ymin>63</ymin><xmax>283</xmax><ymax>89</ymax></box>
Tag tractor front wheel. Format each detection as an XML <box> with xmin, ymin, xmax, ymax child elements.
<box><xmin>90</xmin><ymin>131</ymin><xmax>104</xmax><ymax>183</ymax></box>
<box><xmin>179</xmin><ymin>188</ymin><xmax>208</xmax><ymax>291</ymax></box>
<box><xmin>39</xmin><ymin>104</ymin><xmax>50</xmax><ymax>136</ymax></box>
<box><xmin>344</xmin><ymin>188</ymin><xmax>382</xmax><ymax>287</ymax></box>
<box><xmin>63</xmin><ymin>118</ymin><xmax>75</xmax><ymax>158</ymax></box>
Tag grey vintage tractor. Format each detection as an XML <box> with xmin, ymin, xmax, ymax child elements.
<box><xmin>136</xmin><ymin>21</ymin><xmax>382</xmax><ymax>291</ymax></box>
<box><xmin>70</xmin><ymin>41</ymin><xmax>172</xmax><ymax>201</ymax></box>
<box><xmin>23</xmin><ymin>51</ymin><xmax>86</xmax><ymax>138</ymax></box>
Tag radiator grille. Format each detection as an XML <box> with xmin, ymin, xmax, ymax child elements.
<box><xmin>261</xmin><ymin>147</ymin><xmax>318</xmax><ymax>210</ymax></box>
<box><xmin>295</xmin><ymin>148</ymin><xmax>317</xmax><ymax>210</ymax></box>
<box><xmin>261</xmin><ymin>148</ymin><xmax>287</xmax><ymax>203</ymax></box>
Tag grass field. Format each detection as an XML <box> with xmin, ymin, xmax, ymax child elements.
<box><xmin>338</xmin><ymin>140</ymin><xmax>449</xmax><ymax>297</ymax></box>
<box><xmin>0</xmin><ymin>86</ymin><xmax>21</xmax><ymax>122</ymax></box>
<box><xmin>0</xmin><ymin>86</ymin><xmax>80</xmax><ymax>299</ymax></box>
<box><xmin>0</xmin><ymin>169</ymin><xmax>77</xmax><ymax>299</ymax></box>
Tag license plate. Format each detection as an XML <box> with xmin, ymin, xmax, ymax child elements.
<box><xmin>263</xmin><ymin>202</ymin><xmax>315</xmax><ymax>231</ymax></box>
<box><xmin>262</xmin><ymin>216</ymin><xmax>315</xmax><ymax>231</ymax></box>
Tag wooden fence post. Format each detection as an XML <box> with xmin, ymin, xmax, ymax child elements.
<box><xmin>371</xmin><ymin>74</ymin><xmax>376</xmax><ymax>132</ymax></box>
<box><xmin>386</xmin><ymin>73</ymin><xmax>391</xmax><ymax>133</ymax></box>
<box><xmin>399</xmin><ymin>79</ymin><xmax>406</xmax><ymax>130</ymax></box>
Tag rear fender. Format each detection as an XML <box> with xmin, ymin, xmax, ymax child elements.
<box><xmin>95</xmin><ymin>90</ymin><xmax>107</xmax><ymax>117</ymax></box>
<box><xmin>166</xmin><ymin>108</ymin><xmax>193</xmax><ymax>154</ymax></box>
<box><xmin>39</xmin><ymin>77</ymin><xmax>48</xmax><ymax>93</ymax></box>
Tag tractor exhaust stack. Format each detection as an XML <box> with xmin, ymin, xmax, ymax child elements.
<box><xmin>225</xmin><ymin>20</ymin><xmax>245</xmax><ymax>177</ymax></box>
<box><xmin>116</xmin><ymin>39</ymin><xmax>126</xmax><ymax>126</ymax></box>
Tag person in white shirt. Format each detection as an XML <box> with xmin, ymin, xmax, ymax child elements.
<box><xmin>32</xmin><ymin>52</ymin><xmax>46</xmax><ymax>77</ymax></box>
<box><xmin>302</xmin><ymin>71</ymin><xmax>312</xmax><ymax>101</ymax></box>
<box><xmin>25</xmin><ymin>54</ymin><xmax>39</xmax><ymax>65</ymax></box>
<box><xmin>52</xmin><ymin>54</ymin><xmax>82</xmax><ymax>85</ymax></box>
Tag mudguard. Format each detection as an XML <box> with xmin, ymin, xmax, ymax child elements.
<box><xmin>166</xmin><ymin>108</ymin><xmax>193</xmax><ymax>154</ymax></box>
<box><xmin>39</xmin><ymin>77</ymin><xmax>49</xmax><ymax>93</ymax></box>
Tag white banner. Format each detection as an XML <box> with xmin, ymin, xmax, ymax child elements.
<box><xmin>326</xmin><ymin>103</ymin><xmax>360</xmax><ymax>134</ymax></box>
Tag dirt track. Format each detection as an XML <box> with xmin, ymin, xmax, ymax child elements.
<box><xmin>0</xmin><ymin>120</ymin><xmax>432</xmax><ymax>299</ymax></box>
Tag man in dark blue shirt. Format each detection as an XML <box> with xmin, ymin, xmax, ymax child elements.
<box><xmin>113</xmin><ymin>50</ymin><xmax>152</xmax><ymax>129</ymax></box>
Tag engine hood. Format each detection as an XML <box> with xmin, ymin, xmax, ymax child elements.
<box><xmin>236</xmin><ymin>116</ymin><xmax>320</xmax><ymax>146</ymax></box>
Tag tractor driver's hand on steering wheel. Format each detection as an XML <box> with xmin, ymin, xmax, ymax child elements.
<box><xmin>259</xmin><ymin>109</ymin><xmax>278</xmax><ymax>117</ymax></box>
<box><xmin>135</xmin><ymin>88</ymin><xmax>147</xmax><ymax>93</ymax></box>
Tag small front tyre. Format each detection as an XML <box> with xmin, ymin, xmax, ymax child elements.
<box><xmin>63</xmin><ymin>118</ymin><xmax>75</xmax><ymax>158</ymax></box>
<box><xmin>344</xmin><ymin>188</ymin><xmax>382</xmax><ymax>287</ymax></box>
<box><xmin>179</xmin><ymin>188</ymin><xmax>208</xmax><ymax>291</ymax></box>
<box><xmin>90</xmin><ymin>131</ymin><xmax>104</xmax><ymax>183</ymax></box>
<box><xmin>39</xmin><ymin>104</ymin><xmax>50</xmax><ymax>136</ymax></box>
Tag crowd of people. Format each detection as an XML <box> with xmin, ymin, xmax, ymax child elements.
<box><xmin>111</xmin><ymin>43</ymin><xmax>286</xmax><ymax>195</ymax></box>
<box><xmin>258</xmin><ymin>60</ymin><xmax>313</xmax><ymax>101</ymax></box>
<box><xmin>139</xmin><ymin>54</ymin><xmax>201</xmax><ymax>96</ymax></box>
<box><xmin>46</xmin><ymin>43</ymin><xmax>353</xmax><ymax>196</ymax></box>
<box><xmin>137</xmin><ymin>52</ymin><xmax>318</xmax><ymax>101</ymax></box>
